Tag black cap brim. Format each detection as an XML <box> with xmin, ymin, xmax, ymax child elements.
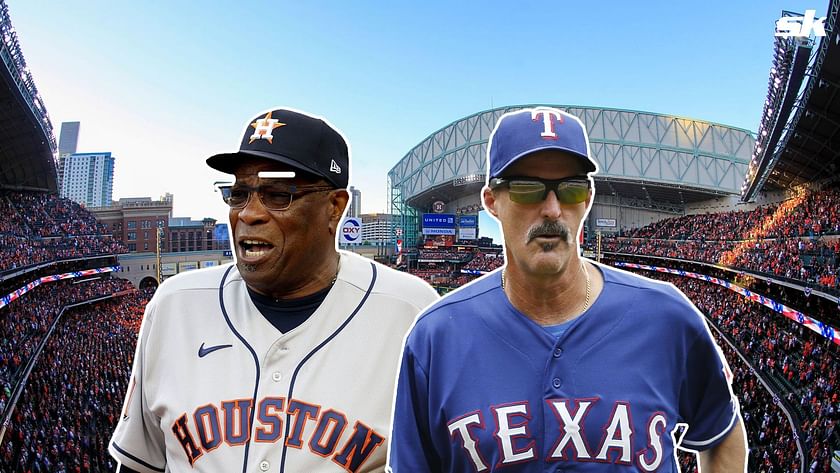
<box><xmin>206</xmin><ymin>150</ymin><xmax>332</xmax><ymax>184</ymax></box>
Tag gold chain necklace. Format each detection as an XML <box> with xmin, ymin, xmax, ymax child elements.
<box><xmin>501</xmin><ymin>263</ymin><xmax>592</xmax><ymax>313</ymax></box>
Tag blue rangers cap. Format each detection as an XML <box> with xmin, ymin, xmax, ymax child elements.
<box><xmin>487</xmin><ymin>107</ymin><xmax>598</xmax><ymax>179</ymax></box>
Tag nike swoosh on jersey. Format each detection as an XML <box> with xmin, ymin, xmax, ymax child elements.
<box><xmin>198</xmin><ymin>342</ymin><xmax>233</xmax><ymax>358</ymax></box>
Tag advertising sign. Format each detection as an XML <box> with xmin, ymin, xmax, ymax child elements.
<box><xmin>179</xmin><ymin>262</ymin><xmax>199</xmax><ymax>272</ymax></box>
<box><xmin>459</xmin><ymin>228</ymin><xmax>477</xmax><ymax>240</ymax></box>
<box><xmin>459</xmin><ymin>215</ymin><xmax>478</xmax><ymax>227</ymax></box>
<box><xmin>341</xmin><ymin>218</ymin><xmax>361</xmax><ymax>244</ymax></box>
<box><xmin>423</xmin><ymin>214</ymin><xmax>455</xmax><ymax>227</ymax></box>
<box><xmin>161</xmin><ymin>263</ymin><xmax>177</xmax><ymax>276</ymax></box>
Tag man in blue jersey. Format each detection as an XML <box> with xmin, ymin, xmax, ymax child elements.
<box><xmin>388</xmin><ymin>107</ymin><xmax>747</xmax><ymax>472</ymax></box>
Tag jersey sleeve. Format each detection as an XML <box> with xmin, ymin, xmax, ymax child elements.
<box><xmin>678</xmin><ymin>317</ymin><xmax>739</xmax><ymax>451</ymax></box>
<box><xmin>387</xmin><ymin>333</ymin><xmax>442</xmax><ymax>472</ymax></box>
<box><xmin>109</xmin><ymin>297</ymin><xmax>167</xmax><ymax>473</ymax></box>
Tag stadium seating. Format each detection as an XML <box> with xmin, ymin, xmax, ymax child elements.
<box><xmin>0</xmin><ymin>278</ymin><xmax>134</xmax><ymax>415</ymax></box>
<box><xmin>0</xmin><ymin>290</ymin><xmax>148</xmax><ymax>472</ymax></box>
<box><xmin>596</xmin><ymin>185</ymin><xmax>840</xmax><ymax>293</ymax></box>
<box><xmin>649</xmin><ymin>273</ymin><xmax>837</xmax><ymax>471</ymax></box>
<box><xmin>0</xmin><ymin>192</ymin><xmax>127</xmax><ymax>274</ymax></box>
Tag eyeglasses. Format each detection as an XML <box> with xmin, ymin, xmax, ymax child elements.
<box><xmin>489</xmin><ymin>176</ymin><xmax>591</xmax><ymax>204</ymax></box>
<box><xmin>217</xmin><ymin>183</ymin><xmax>335</xmax><ymax>211</ymax></box>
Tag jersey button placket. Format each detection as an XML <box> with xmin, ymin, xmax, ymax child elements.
<box><xmin>552</xmin><ymin>377</ymin><xmax>563</xmax><ymax>389</ymax></box>
<box><xmin>553</xmin><ymin>346</ymin><xmax>563</xmax><ymax>358</ymax></box>
<box><xmin>259</xmin><ymin>460</ymin><xmax>270</xmax><ymax>471</ymax></box>
<box><xmin>272</xmin><ymin>371</ymin><xmax>282</xmax><ymax>382</ymax></box>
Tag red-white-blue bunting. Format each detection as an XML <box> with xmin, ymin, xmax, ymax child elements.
<box><xmin>0</xmin><ymin>266</ymin><xmax>121</xmax><ymax>310</ymax></box>
<box><xmin>615</xmin><ymin>262</ymin><xmax>840</xmax><ymax>346</ymax></box>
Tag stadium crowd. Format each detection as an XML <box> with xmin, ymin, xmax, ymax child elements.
<box><xmin>416</xmin><ymin>249</ymin><xmax>468</xmax><ymax>261</ymax></box>
<box><xmin>0</xmin><ymin>277</ymin><xmax>133</xmax><ymax>417</ymax></box>
<box><xmin>627</xmin><ymin>185</ymin><xmax>840</xmax><ymax>241</ymax></box>
<box><xmin>642</xmin><ymin>272</ymin><xmax>838</xmax><ymax>471</ymax></box>
<box><xmin>595</xmin><ymin>185</ymin><xmax>840</xmax><ymax>293</ymax></box>
<box><xmin>0</xmin><ymin>192</ymin><xmax>126</xmax><ymax>274</ymax></box>
<box><xmin>461</xmin><ymin>250</ymin><xmax>503</xmax><ymax>271</ymax></box>
<box><xmin>0</xmin><ymin>289</ymin><xmax>149</xmax><ymax>472</ymax></box>
<box><xmin>598</xmin><ymin>237</ymin><xmax>840</xmax><ymax>291</ymax></box>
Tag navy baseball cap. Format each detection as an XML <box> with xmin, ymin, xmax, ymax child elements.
<box><xmin>207</xmin><ymin>108</ymin><xmax>350</xmax><ymax>188</ymax></box>
<box><xmin>487</xmin><ymin>107</ymin><xmax>598</xmax><ymax>179</ymax></box>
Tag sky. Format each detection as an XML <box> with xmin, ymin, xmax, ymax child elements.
<box><xmin>7</xmin><ymin>0</ymin><xmax>828</xmax><ymax>242</ymax></box>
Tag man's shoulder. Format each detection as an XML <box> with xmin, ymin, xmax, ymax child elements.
<box><xmin>155</xmin><ymin>263</ymin><xmax>234</xmax><ymax>297</ymax></box>
<box><xmin>598</xmin><ymin>262</ymin><xmax>708</xmax><ymax>331</ymax></box>
<box><xmin>600</xmin><ymin>262</ymin><xmax>687</xmax><ymax>300</ymax></box>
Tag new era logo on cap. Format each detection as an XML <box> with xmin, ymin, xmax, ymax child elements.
<box><xmin>488</xmin><ymin>107</ymin><xmax>598</xmax><ymax>179</ymax></box>
<box><xmin>207</xmin><ymin>108</ymin><xmax>350</xmax><ymax>189</ymax></box>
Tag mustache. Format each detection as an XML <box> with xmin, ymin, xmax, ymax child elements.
<box><xmin>527</xmin><ymin>221</ymin><xmax>571</xmax><ymax>242</ymax></box>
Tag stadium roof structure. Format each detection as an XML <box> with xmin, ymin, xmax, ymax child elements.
<box><xmin>390</xmin><ymin>104</ymin><xmax>754</xmax><ymax>211</ymax></box>
<box><xmin>743</xmin><ymin>1</ymin><xmax>840</xmax><ymax>200</ymax></box>
<box><xmin>0</xmin><ymin>0</ymin><xmax>58</xmax><ymax>193</ymax></box>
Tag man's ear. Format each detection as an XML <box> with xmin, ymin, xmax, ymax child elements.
<box><xmin>328</xmin><ymin>189</ymin><xmax>349</xmax><ymax>234</ymax></box>
<box><xmin>482</xmin><ymin>186</ymin><xmax>499</xmax><ymax>218</ymax></box>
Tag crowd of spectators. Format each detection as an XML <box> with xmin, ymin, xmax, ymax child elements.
<box><xmin>641</xmin><ymin>272</ymin><xmax>838</xmax><ymax>471</ymax></box>
<box><xmin>405</xmin><ymin>249</ymin><xmax>505</xmax><ymax>290</ymax></box>
<box><xmin>594</xmin><ymin>185</ymin><xmax>840</xmax><ymax>293</ymax></box>
<box><xmin>626</xmin><ymin>186</ymin><xmax>840</xmax><ymax>241</ymax></box>
<box><xmin>0</xmin><ymin>192</ymin><xmax>127</xmax><ymax>274</ymax></box>
<box><xmin>0</xmin><ymin>278</ymin><xmax>133</xmax><ymax>416</ymax></box>
<box><xmin>0</xmin><ymin>289</ymin><xmax>150</xmax><ymax>472</ymax></box>
<box><xmin>596</xmin><ymin>237</ymin><xmax>840</xmax><ymax>291</ymax></box>
<box><xmin>416</xmin><ymin>249</ymin><xmax>468</xmax><ymax>262</ymax></box>
<box><xmin>461</xmin><ymin>250</ymin><xmax>503</xmax><ymax>271</ymax></box>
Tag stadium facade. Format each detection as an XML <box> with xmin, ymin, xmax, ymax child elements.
<box><xmin>388</xmin><ymin>105</ymin><xmax>756</xmax><ymax>246</ymax></box>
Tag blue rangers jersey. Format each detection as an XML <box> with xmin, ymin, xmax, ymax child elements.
<box><xmin>389</xmin><ymin>263</ymin><xmax>739</xmax><ymax>472</ymax></box>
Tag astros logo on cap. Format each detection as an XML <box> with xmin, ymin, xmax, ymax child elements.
<box><xmin>249</xmin><ymin>111</ymin><xmax>286</xmax><ymax>144</ymax></box>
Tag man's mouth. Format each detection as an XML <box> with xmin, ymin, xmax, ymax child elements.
<box><xmin>239</xmin><ymin>239</ymin><xmax>275</xmax><ymax>259</ymax></box>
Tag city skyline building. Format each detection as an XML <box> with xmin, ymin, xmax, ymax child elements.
<box><xmin>60</xmin><ymin>151</ymin><xmax>114</xmax><ymax>208</ymax></box>
<box><xmin>348</xmin><ymin>185</ymin><xmax>361</xmax><ymax>218</ymax></box>
<box><xmin>56</xmin><ymin>121</ymin><xmax>80</xmax><ymax>189</ymax></box>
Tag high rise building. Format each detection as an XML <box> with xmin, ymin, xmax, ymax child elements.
<box><xmin>348</xmin><ymin>186</ymin><xmax>361</xmax><ymax>218</ymax></box>
<box><xmin>57</xmin><ymin>121</ymin><xmax>80</xmax><ymax>189</ymax></box>
<box><xmin>60</xmin><ymin>152</ymin><xmax>114</xmax><ymax>208</ymax></box>
<box><xmin>361</xmin><ymin>213</ymin><xmax>395</xmax><ymax>244</ymax></box>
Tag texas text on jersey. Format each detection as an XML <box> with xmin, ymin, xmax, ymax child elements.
<box><xmin>389</xmin><ymin>264</ymin><xmax>739</xmax><ymax>472</ymax></box>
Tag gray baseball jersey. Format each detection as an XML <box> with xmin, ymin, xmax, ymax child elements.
<box><xmin>110</xmin><ymin>251</ymin><xmax>438</xmax><ymax>473</ymax></box>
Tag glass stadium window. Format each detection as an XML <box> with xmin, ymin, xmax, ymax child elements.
<box><xmin>127</xmin><ymin>221</ymin><xmax>137</xmax><ymax>229</ymax></box>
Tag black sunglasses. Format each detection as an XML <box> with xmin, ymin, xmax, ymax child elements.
<box><xmin>489</xmin><ymin>176</ymin><xmax>591</xmax><ymax>204</ymax></box>
<box><xmin>217</xmin><ymin>183</ymin><xmax>334</xmax><ymax>211</ymax></box>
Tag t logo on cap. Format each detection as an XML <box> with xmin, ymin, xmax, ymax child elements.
<box><xmin>487</xmin><ymin>107</ymin><xmax>598</xmax><ymax>179</ymax></box>
<box><xmin>531</xmin><ymin>109</ymin><xmax>564</xmax><ymax>140</ymax></box>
